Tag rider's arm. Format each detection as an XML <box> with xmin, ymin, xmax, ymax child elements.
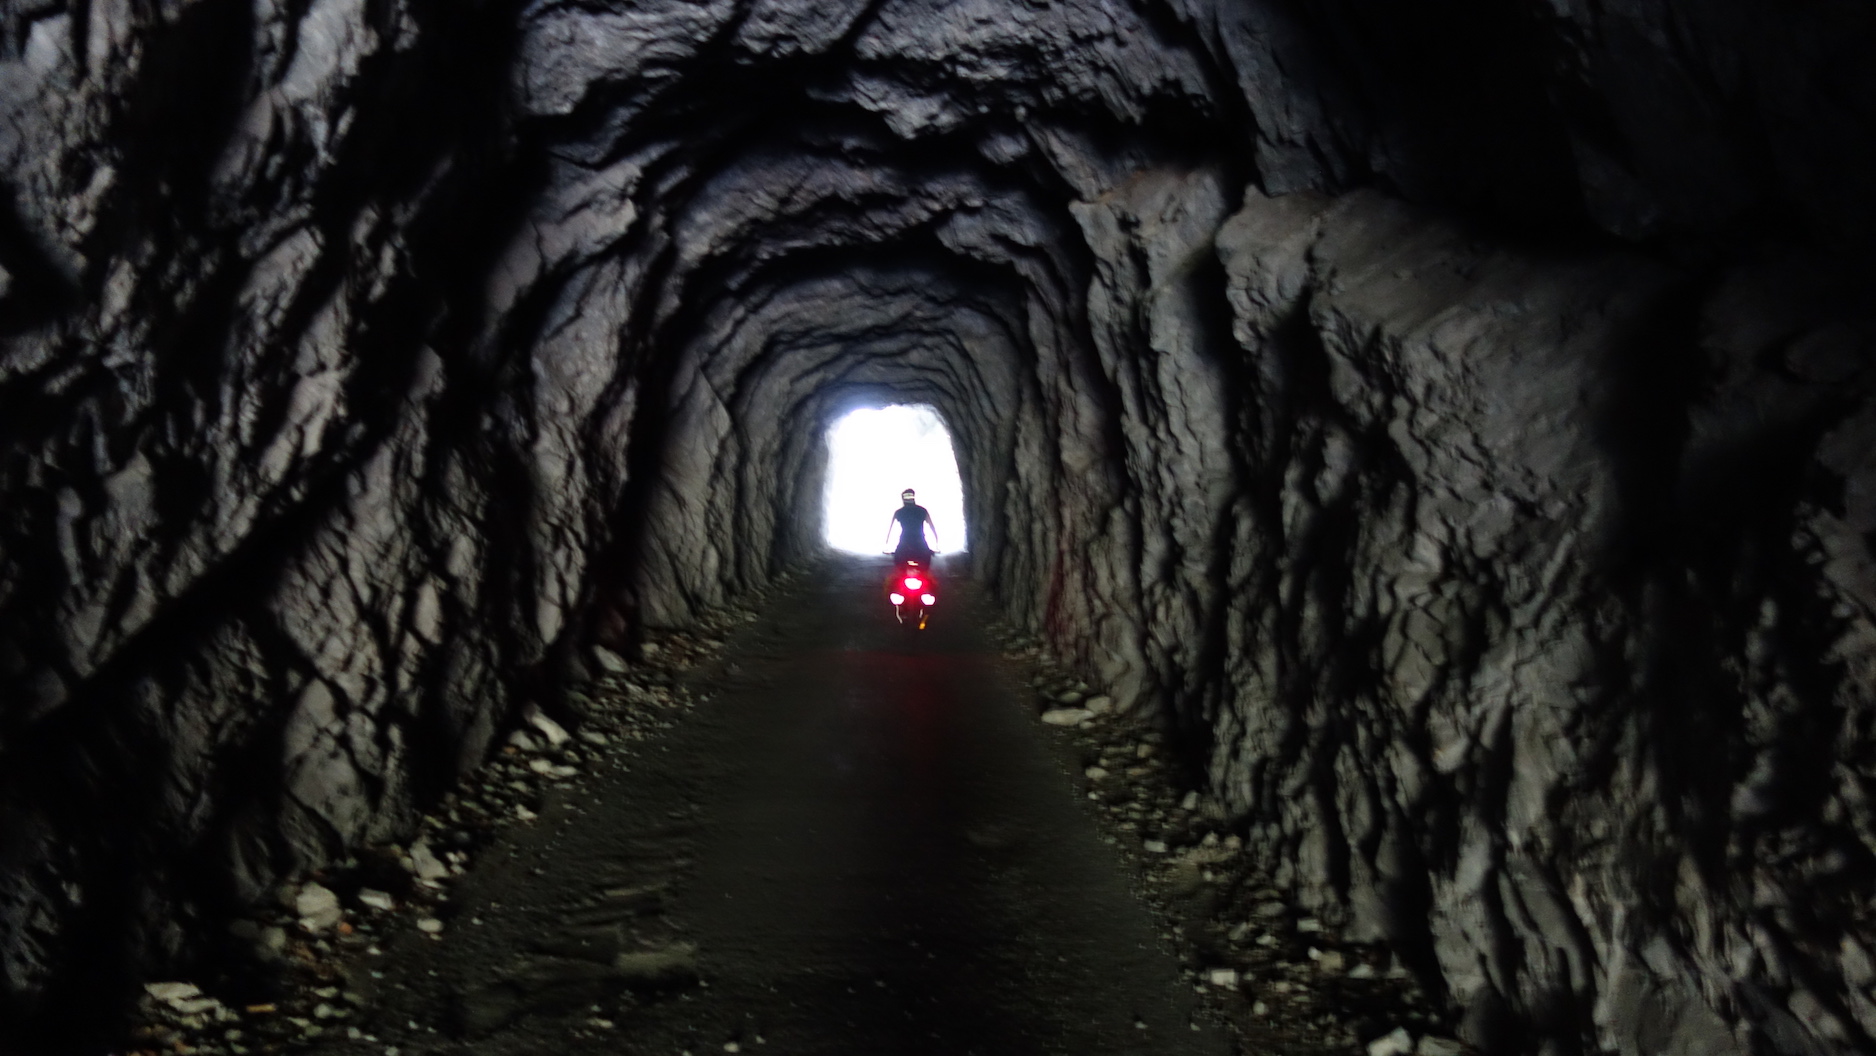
<box><xmin>924</xmin><ymin>511</ymin><xmax>939</xmax><ymax>550</ymax></box>
<box><xmin>884</xmin><ymin>514</ymin><xmax>900</xmax><ymax>550</ymax></box>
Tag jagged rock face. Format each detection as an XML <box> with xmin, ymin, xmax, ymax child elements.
<box><xmin>2</xmin><ymin>0</ymin><xmax>1874</xmax><ymax>1052</ymax></box>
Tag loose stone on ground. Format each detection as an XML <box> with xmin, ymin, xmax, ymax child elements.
<box><xmin>995</xmin><ymin>622</ymin><xmax>1466</xmax><ymax>1055</ymax></box>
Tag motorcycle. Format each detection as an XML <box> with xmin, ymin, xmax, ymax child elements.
<box><xmin>885</xmin><ymin>557</ymin><xmax>939</xmax><ymax>630</ymax></box>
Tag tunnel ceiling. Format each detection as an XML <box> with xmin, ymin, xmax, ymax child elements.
<box><xmin>4</xmin><ymin>0</ymin><xmax>1876</xmax><ymax>1052</ymax></box>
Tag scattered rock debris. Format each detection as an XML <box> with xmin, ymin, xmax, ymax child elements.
<box><xmin>991</xmin><ymin>624</ymin><xmax>1473</xmax><ymax>1056</ymax></box>
<box><xmin>130</xmin><ymin>579</ymin><xmax>1449</xmax><ymax>1056</ymax></box>
<box><xmin>123</xmin><ymin>596</ymin><xmax>773</xmax><ymax>1056</ymax></box>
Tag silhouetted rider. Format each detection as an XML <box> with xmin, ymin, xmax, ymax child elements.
<box><xmin>885</xmin><ymin>488</ymin><xmax>938</xmax><ymax>565</ymax></box>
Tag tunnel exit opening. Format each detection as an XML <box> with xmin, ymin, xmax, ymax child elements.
<box><xmin>823</xmin><ymin>405</ymin><xmax>968</xmax><ymax>554</ymax></box>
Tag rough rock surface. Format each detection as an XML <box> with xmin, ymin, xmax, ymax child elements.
<box><xmin>2</xmin><ymin>0</ymin><xmax>1875</xmax><ymax>1053</ymax></box>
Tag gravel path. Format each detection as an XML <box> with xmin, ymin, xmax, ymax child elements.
<box><xmin>298</xmin><ymin>558</ymin><xmax>1229</xmax><ymax>1056</ymax></box>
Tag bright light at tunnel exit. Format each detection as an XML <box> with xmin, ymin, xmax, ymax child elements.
<box><xmin>823</xmin><ymin>405</ymin><xmax>967</xmax><ymax>554</ymax></box>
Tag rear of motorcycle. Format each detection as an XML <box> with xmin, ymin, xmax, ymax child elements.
<box><xmin>887</xmin><ymin>560</ymin><xmax>938</xmax><ymax>631</ymax></box>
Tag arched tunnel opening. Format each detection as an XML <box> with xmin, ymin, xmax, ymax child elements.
<box><xmin>822</xmin><ymin>404</ymin><xmax>967</xmax><ymax>556</ymax></box>
<box><xmin>2</xmin><ymin>2</ymin><xmax>1876</xmax><ymax>1054</ymax></box>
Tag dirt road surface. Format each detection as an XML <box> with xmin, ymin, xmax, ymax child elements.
<box><xmin>312</xmin><ymin>558</ymin><xmax>1231</xmax><ymax>1056</ymax></box>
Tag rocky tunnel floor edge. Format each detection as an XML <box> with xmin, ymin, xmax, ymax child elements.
<box><xmin>126</xmin><ymin>558</ymin><xmax>1465</xmax><ymax>1056</ymax></box>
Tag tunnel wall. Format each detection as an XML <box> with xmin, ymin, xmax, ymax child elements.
<box><xmin>0</xmin><ymin>0</ymin><xmax>537</xmax><ymax>1034</ymax></box>
<box><xmin>2</xmin><ymin>1</ymin><xmax>1875</xmax><ymax>1054</ymax></box>
<box><xmin>1044</xmin><ymin>172</ymin><xmax>1876</xmax><ymax>1053</ymax></box>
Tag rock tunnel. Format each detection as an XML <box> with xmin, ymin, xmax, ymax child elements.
<box><xmin>3</xmin><ymin>0</ymin><xmax>1876</xmax><ymax>1053</ymax></box>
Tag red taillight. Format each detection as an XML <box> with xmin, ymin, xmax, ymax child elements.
<box><xmin>904</xmin><ymin>577</ymin><xmax>923</xmax><ymax>591</ymax></box>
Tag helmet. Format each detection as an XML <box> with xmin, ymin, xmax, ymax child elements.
<box><xmin>901</xmin><ymin>489</ymin><xmax>916</xmax><ymax>499</ymax></box>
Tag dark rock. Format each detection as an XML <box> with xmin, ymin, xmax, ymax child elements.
<box><xmin>528</xmin><ymin>925</ymin><xmax>623</xmax><ymax>966</ymax></box>
<box><xmin>451</xmin><ymin>946</ymin><xmax>684</xmax><ymax>1036</ymax></box>
<box><xmin>611</xmin><ymin>944</ymin><xmax>701</xmax><ymax>990</ymax></box>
